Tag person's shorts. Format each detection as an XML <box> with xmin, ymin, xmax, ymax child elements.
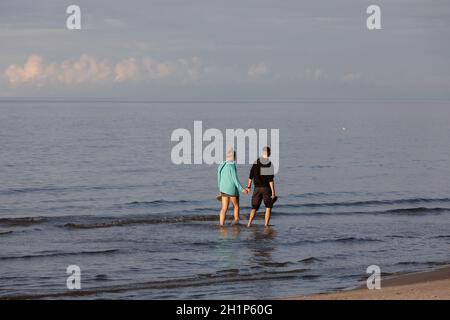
<box><xmin>251</xmin><ymin>187</ymin><xmax>273</xmax><ymax>210</ymax></box>
<box><xmin>221</xmin><ymin>192</ymin><xmax>239</xmax><ymax>198</ymax></box>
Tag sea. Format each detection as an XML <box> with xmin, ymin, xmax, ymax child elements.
<box><xmin>1</xmin><ymin>99</ymin><xmax>449</xmax><ymax>299</ymax></box>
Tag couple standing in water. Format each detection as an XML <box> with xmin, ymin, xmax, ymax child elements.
<box><xmin>217</xmin><ymin>146</ymin><xmax>277</xmax><ymax>227</ymax></box>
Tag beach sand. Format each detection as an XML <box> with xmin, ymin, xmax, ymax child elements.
<box><xmin>286</xmin><ymin>266</ymin><xmax>450</xmax><ymax>300</ymax></box>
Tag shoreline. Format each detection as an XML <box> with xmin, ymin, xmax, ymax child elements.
<box><xmin>286</xmin><ymin>265</ymin><xmax>450</xmax><ymax>300</ymax></box>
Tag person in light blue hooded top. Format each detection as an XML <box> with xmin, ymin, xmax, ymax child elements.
<box><xmin>217</xmin><ymin>148</ymin><xmax>248</xmax><ymax>226</ymax></box>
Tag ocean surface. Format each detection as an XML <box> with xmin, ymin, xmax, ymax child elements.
<box><xmin>1</xmin><ymin>100</ymin><xmax>450</xmax><ymax>299</ymax></box>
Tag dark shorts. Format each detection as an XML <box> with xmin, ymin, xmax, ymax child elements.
<box><xmin>251</xmin><ymin>187</ymin><xmax>273</xmax><ymax>210</ymax></box>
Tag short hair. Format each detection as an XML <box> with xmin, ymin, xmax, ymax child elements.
<box><xmin>262</xmin><ymin>146</ymin><xmax>271</xmax><ymax>157</ymax></box>
<box><xmin>226</xmin><ymin>148</ymin><xmax>236</xmax><ymax>161</ymax></box>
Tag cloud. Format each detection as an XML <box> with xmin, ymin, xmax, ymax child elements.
<box><xmin>341</xmin><ymin>72</ymin><xmax>362</xmax><ymax>83</ymax></box>
<box><xmin>4</xmin><ymin>54</ymin><xmax>203</xmax><ymax>86</ymax></box>
<box><xmin>143</xmin><ymin>56</ymin><xmax>202</xmax><ymax>84</ymax></box>
<box><xmin>248</xmin><ymin>63</ymin><xmax>270</xmax><ymax>78</ymax></box>
<box><xmin>58</xmin><ymin>55</ymin><xmax>111</xmax><ymax>85</ymax></box>
<box><xmin>4</xmin><ymin>55</ymin><xmax>50</xmax><ymax>86</ymax></box>
<box><xmin>304</xmin><ymin>68</ymin><xmax>328</xmax><ymax>81</ymax></box>
<box><xmin>4</xmin><ymin>54</ymin><xmax>111</xmax><ymax>86</ymax></box>
<box><xmin>114</xmin><ymin>58</ymin><xmax>138</xmax><ymax>82</ymax></box>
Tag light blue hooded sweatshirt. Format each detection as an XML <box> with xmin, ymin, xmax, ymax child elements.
<box><xmin>217</xmin><ymin>161</ymin><xmax>245</xmax><ymax>196</ymax></box>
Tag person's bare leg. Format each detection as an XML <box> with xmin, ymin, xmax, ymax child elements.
<box><xmin>230</xmin><ymin>197</ymin><xmax>239</xmax><ymax>225</ymax></box>
<box><xmin>247</xmin><ymin>209</ymin><xmax>257</xmax><ymax>227</ymax></box>
<box><xmin>219</xmin><ymin>197</ymin><xmax>230</xmax><ymax>226</ymax></box>
<box><xmin>264</xmin><ymin>208</ymin><xmax>272</xmax><ymax>227</ymax></box>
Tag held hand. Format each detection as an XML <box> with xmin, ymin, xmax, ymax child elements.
<box><xmin>271</xmin><ymin>194</ymin><xmax>276</xmax><ymax>199</ymax></box>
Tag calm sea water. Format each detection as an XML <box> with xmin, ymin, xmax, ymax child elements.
<box><xmin>1</xmin><ymin>100</ymin><xmax>450</xmax><ymax>299</ymax></box>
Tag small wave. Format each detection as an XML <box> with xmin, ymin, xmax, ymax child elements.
<box><xmin>1</xmin><ymin>211</ymin><xmax>222</xmax><ymax>230</ymax></box>
<box><xmin>275</xmin><ymin>206</ymin><xmax>448</xmax><ymax>216</ymax></box>
<box><xmin>260</xmin><ymin>261</ymin><xmax>292</xmax><ymax>268</ymax></box>
<box><xmin>64</xmin><ymin>215</ymin><xmax>217</xmax><ymax>229</ymax></box>
<box><xmin>215</xmin><ymin>268</ymin><xmax>240</xmax><ymax>275</ymax></box>
<box><xmin>433</xmin><ymin>235</ymin><xmax>450</xmax><ymax>239</ymax></box>
<box><xmin>280</xmin><ymin>197</ymin><xmax>450</xmax><ymax>209</ymax></box>
<box><xmin>289</xmin><ymin>192</ymin><xmax>360</xmax><ymax>197</ymax></box>
<box><xmin>0</xmin><ymin>231</ymin><xmax>13</xmax><ymax>236</ymax></box>
<box><xmin>299</xmin><ymin>257</ymin><xmax>322</xmax><ymax>264</ymax></box>
<box><xmin>119</xmin><ymin>199</ymin><xmax>202</xmax><ymax>208</ymax></box>
<box><xmin>62</xmin><ymin>207</ymin><xmax>444</xmax><ymax>231</ymax></box>
<box><xmin>0</xmin><ymin>186</ymin><xmax>65</xmax><ymax>196</ymax></box>
<box><xmin>395</xmin><ymin>261</ymin><xmax>450</xmax><ymax>267</ymax></box>
<box><xmin>299</xmin><ymin>274</ymin><xmax>321</xmax><ymax>279</ymax></box>
<box><xmin>0</xmin><ymin>184</ymin><xmax>146</xmax><ymax>196</ymax></box>
<box><xmin>386</xmin><ymin>235</ymin><xmax>416</xmax><ymax>239</ymax></box>
<box><xmin>0</xmin><ymin>217</ymin><xmax>46</xmax><ymax>227</ymax></box>
<box><xmin>334</xmin><ymin>237</ymin><xmax>382</xmax><ymax>243</ymax></box>
<box><xmin>94</xmin><ymin>274</ymin><xmax>109</xmax><ymax>281</ymax></box>
<box><xmin>383</xmin><ymin>207</ymin><xmax>447</xmax><ymax>215</ymax></box>
<box><xmin>0</xmin><ymin>268</ymin><xmax>311</xmax><ymax>300</ymax></box>
<box><xmin>288</xmin><ymin>237</ymin><xmax>381</xmax><ymax>246</ymax></box>
<box><xmin>0</xmin><ymin>249</ymin><xmax>119</xmax><ymax>261</ymax></box>
<box><xmin>3</xmin><ymin>205</ymin><xmax>445</xmax><ymax>232</ymax></box>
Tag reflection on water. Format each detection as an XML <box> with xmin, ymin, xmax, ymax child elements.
<box><xmin>214</xmin><ymin>225</ymin><xmax>279</xmax><ymax>298</ymax></box>
<box><xmin>217</xmin><ymin>225</ymin><xmax>241</xmax><ymax>239</ymax></box>
<box><xmin>248</xmin><ymin>227</ymin><xmax>278</xmax><ymax>298</ymax></box>
<box><xmin>248</xmin><ymin>227</ymin><xmax>277</xmax><ymax>267</ymax></box>
<box><xmin>215</xmin><ymin>226</ymin><xmax>278</xmax><ymax>272</ymax></box>
<box><xmin>215</xmin><ymin>225</ymin><xmax>242</xmax><ymax>271</ymax></box>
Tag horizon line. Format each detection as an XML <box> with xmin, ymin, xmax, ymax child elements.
<box><xmin>1</xmin><ymin>97</ymin><xmax>450</xmax><ymax>104</ymax></box>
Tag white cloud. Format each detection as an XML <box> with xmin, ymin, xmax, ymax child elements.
<box><xmin>4</xmin><ymin>54</ymin><xmax>203</xmax><ymax>87</ymax></box>
<box><xmin>58</xmin><ymin>55</ymin><xmax>111</xmax><ymax>85</ymax></box>
<box><xmin>4</xmin><ymin>54</ymin><xmax>111</xmax><ymax>86</ymax></box>
<box><xmin>341</xmin><ymin>72</ymin><xmax>362</xmax><ymax>83</ymax></box>
<box><xmin>248</xmin><ymin>63</ymin><xmax>270</xmax><ymax>78</ymax></box>
<box><xmin>304</xmin><ymin>68</ymin><xmax>327</xmax><ymax>81</ymax></box>
<box><xmin>114</xmin><ymin>58</ymin><xmax>138</xmax><ymax>82</ymax></box>
<box><xmin>142</xmin><ymin>56</ymin><xmax>203</xmax><ymax>84</ymax></box>
<box><xmin>4</xmin><ymin>55</ymin><xmax>51</xmax><ymax>86</ymax></box>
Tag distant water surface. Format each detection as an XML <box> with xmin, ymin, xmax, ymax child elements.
<box><xmin>1</xmin><ymin>101</ymin><xmax>450</xmax><ymax>299</ymax></box>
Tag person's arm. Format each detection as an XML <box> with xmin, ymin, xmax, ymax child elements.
<box><xmin>217</xmin><ymin>165</ymin><xmax>221</xmax><ymax>191</ymax></box>
<box><xmin>230</xmin><ymin>165</ymin><xmax>245</xmax><ymax>193</ymax></box>
<box><xmin>269</xmin><ymin>181</ymin><xmax>276</xmax><ymax>198</ymax></box>
<box><xmin>246</xmin><ymin>164</ymin><xmax>255</xmax><ymax>192</ymax></box>
<box><xmin>243</xmin><ymin>179</ymin><xmax>252</xmax><ymax>194</ymax></box>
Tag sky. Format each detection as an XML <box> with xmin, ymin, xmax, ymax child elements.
<box><xmin>1</xmin><ymin>0</ymin><xmax>450</xmax><ymax>100</ymax></box>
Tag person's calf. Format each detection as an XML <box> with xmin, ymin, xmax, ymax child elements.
<box><xmin>264</xmin><ymin>208</ymin><xmax>272</xmax><ymax>227</ymax></box>
<box><xmin>219</xmin><ymin>210</ymin><xmax>227</xmax><ymax>226</ymax></box>
<box><xmin>247</xmin><ymin>209</ymin><xmax>257</xmax><ymax>227</ymax></box>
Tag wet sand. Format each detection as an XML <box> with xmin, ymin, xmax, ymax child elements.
<box><xmin>287</xmin><ymin>266</ymin><xmax>450</xmax><ymax>300</ymax></box>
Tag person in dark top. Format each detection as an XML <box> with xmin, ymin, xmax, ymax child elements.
<box><xmin>245</xmin><ymin>146</ymin><xmax>277</xmax><ymax>227</ymax></box>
